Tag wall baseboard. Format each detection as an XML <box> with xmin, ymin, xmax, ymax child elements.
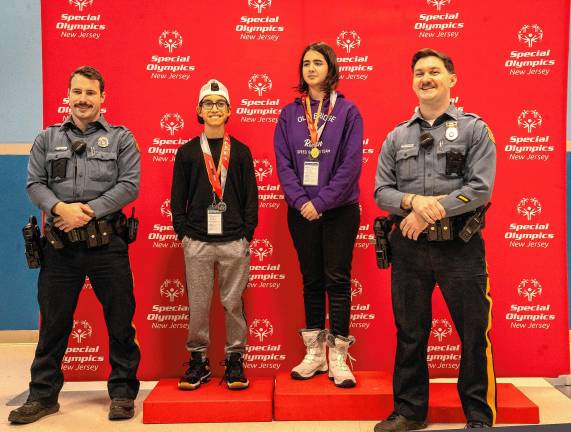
<box><xmin>0</xmin><ymin>330</ymin><xmax>39</xmax><ymax>343</ymax></box>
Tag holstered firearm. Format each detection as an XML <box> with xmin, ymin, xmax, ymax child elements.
<box><xmin>23</xmin><ymin>216</ymin><xmax>42</xmax><ymax>268</ymax></box>
<box><xmin>113</xmin><ymin>208</ymin><xmax>138</xmax><ymax>244</ymax></box>
<box><xmin>458</xmin><ymin>203</ymin><xmax>491</xmax><ymax>243</ymax></box>
<box><xmin>373</xmin><ymin>216</ymin><xmax>394</xmax><ymax>269</ymax></box>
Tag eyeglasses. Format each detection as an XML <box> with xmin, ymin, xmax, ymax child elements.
<box><xmin>201</xmin><ymin>100</ymin><xmax>228</xmax><ymax>110</ymax></box>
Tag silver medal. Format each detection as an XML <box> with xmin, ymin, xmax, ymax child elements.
<box><xmin>217</xmin><ymin>201</ymin><xmax>227</xmax><ymax>212</ymax></box>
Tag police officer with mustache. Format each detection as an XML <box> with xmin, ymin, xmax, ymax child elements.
<box><xmin>374</xmin><ymin>49</ymin><xmax>497</xmax><ymax>431</ymax></box>
<box><xmin>9</xmin><ymin>66</ymin><xmax>141</xmax><ymax>424</ymax></box>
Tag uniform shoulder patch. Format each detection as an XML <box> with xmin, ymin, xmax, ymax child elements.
<box><xmin>485</xmin><ymin>125</ymin><xmax>496</xmax><ymax>145</ymax></box>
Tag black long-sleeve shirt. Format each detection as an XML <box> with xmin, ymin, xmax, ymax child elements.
<box><xmin>171</xmin><ymin>135</ymin><xmax>258</xmax><ymax>242</ymax></box>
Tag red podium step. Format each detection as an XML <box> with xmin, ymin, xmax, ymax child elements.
<box><xmin>428</xmin><ymin>383</ymin><xmax>539</xmax><ymax>424</ymax></box>
<box><xmin>143</xmin><ymin>377</ymin><xmax>274</xmax><ymax>423</ymax></box>
<box><xmin>274</xmin><ymin>371</ymin><xmax>393</xmax><ymax>421</ymax></box>
<box><xmin>274</xmin><ymin>371</ymin><xmax>539</xmax><ymax>424</ymax></box>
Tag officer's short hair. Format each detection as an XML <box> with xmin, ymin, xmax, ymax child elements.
<box><xmin>69</xmin><ymin>66</ymin><xmax>105</xmax><ymax>93</ymax></box>
<box><xmin>297</xmin><ymin>42</ymin><xmax>340</xmax><ymax>95</ymax></box>
<box><xmin>411</xmin><ymin>48</ymin><xmax>455</xmax><ymax>74</ymax></box>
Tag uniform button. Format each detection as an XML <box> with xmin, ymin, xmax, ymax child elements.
<box><xmin>427</xmin><ymin>152</ymin><xmax>431</xmax><ymax>155</ymax></box>
<box><xmin>427</xmin><ymin>173</ymin><xmax>432</xmax><ymax>177</ymax></box>
<box><xmin>79</xmin><ymin>174</ymin><xmax>83</xmax><ymax>178</ymax></box>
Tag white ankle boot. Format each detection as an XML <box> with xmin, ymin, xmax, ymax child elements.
<box><xmin>290</xmin><ymin>329</ymin><xmax>328</xmax><ymax>379</ymax></box>
<box><xmin>327</xmin><ymin>334</ymin><xmax>356</xmax><ymax>388</ymax></box>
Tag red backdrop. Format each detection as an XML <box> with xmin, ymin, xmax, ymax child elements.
<box><xmin>41</xmin><ymin>0</ymin><xmax>570</xmax><ymax>380</ymax></box>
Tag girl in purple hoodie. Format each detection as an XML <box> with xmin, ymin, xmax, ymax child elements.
<box><xmin>274</xmin><ymin>42</ymin><xmax>363</xmax><ymax>388</ymax></box>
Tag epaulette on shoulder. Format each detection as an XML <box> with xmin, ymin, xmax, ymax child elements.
<box><xmin>47</xmin><ymin>123</ymin><xmax>62</xmax><ymax>128</ymax></box>
<box><xmin>397</xmin><ymin>119</ymin><xmax>409</xmax><ymax>126</ymax></box>
<box><xmin>462</xmin><ymin>112</ymin><xmax>481</xmax><ymax>120</ymax></box>
<box><xmin>110</xmin><ymin>124</ymin><xmax>129</xmax><ymax>131</ymax></box>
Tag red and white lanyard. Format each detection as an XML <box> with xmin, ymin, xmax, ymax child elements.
<box><xmin>303</xmin><ymin>91</ymin><xmax>337</xmax><ymax>145</ymax></box>
<box><xmin>200</xmin><ymin>132</ymin><xmax>231</xmax><ymax>200</ymax></box>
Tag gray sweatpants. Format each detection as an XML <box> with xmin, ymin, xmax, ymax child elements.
<box><xmin>182</xmin><ymin>236</ymin><xmax>251</xmax><ymax>354</ymax></box>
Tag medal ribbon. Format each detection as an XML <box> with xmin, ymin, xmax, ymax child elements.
<box><xmin>200</xmin><ymin>132</ymin><xmax>231</xmax><ymax>200</ymax></box>
<box><xmin>303</xmin><ymin>91</ymin><xmax>337</xmax><ymax>146</ymax></box>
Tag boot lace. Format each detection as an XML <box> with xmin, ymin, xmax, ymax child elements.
<box><xmin>302</xmin><ymin>335</ymin><xmax>321</xmax><ymax>364</ymax></box>
<box><xmin>333</xmin><ymin>349</ymin><xmax>356</xmax><ymax>371</ymax></box>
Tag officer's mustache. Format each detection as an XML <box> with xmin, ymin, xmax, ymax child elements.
<box><xmin>74</xmin><ymin>103</ymin><xmax>92</xmax><ymax>108</ymax></box>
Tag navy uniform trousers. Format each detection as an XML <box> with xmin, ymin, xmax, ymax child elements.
<box><xmin>29</xmin><ymin>235</ymin><xmax>140</xmax><ymax>403</ymax></box>
<box><xmin>389</xmin><ymin>228</ymin><xmax>496</xmax><ymax>425</ymax></box>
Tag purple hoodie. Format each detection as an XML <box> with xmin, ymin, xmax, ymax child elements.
<box><xmin>273</xmin><ymin>93</ymin><xmax>363</xmax><ymax>214</ymax></box>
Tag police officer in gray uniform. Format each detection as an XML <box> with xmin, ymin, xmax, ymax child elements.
<box><xmin>9</xmin><ymin>66</ymin><xmax>141</xmax><ymax>424</ymax></box>
<box><xmin>374</xmin><ymin>49</ymin><xmax>497</xmax><ymax>431</ymax></box>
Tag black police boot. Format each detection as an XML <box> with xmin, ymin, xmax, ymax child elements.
<box><xmin>8</xmin><ymin>400</ymin><xmax>60</xmax><ymax>424</ymax></box>
<box><xmin>108</xmin><ymin>398</ymin><xmax>134</xmax><ymax>420</ymax></box>
<box><xmin>465</xmin><ymin>421</ymin><xmax>492</xmax><ymax>428</ymax></box>
<box><xmin>221</xmin><ymin>352</ymin><xmax>249</xmax><ymax>390</ymax></box>
<box><xmin>374</xmin><ymin>412</ymin><xmax>428</xmax><ymax>432</ymax></box>
<box><xmin>178</xmin><ymin>351</ymin><xmax>211</xmax><ymax>390</ymax></box>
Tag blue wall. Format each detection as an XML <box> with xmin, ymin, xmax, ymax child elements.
<box><xmin>0</xmin><ymin>1</ymin><xmax>42</xmax><ymax>329</ymax></box>
<box><xmin>0</xmin><ymin>2</ymin><xmax>569</xmax><ymax>330</ymax></box>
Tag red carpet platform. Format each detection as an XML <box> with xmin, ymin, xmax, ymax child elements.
<box><xmin>274</xmin><ymin>371</ymin><xmax>394</xmax><ymax>420</ymax></box>
<box><xmin>274</xmin><ymin>372</ymin><xmax>539</xmax><ymax>424</ymax></box>
<box><xmin>428</xmin><ymin>383</ymin><xmax>539</xmax><ymax>424</ymax></box>
<box><xmin>143</xmin><ymin>377</ymin><xmax>274</xmax><ymax>423</ymax></box>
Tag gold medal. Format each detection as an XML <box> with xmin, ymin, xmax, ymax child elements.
<box><xmin>310</xmin><ymin>147</ymin><xmax>320</xmax><ymax>159</ymax></box>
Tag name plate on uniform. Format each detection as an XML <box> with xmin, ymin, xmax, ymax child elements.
<box><xmin>303</xmin><ymin>161</ymin><xmax>319</xmax><ymax>186</ymax></box>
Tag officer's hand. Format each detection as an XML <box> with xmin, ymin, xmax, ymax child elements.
<box><xmin>411</xmin><ymin>195</ymin><xmax>446</xmax><ymax>224</ymax></box>
<box><xmin>79</xmin><ymin>203</ymin><xmax>96</xmax><ymax>218</ymax></box>
<box><xmin>52</xmin><ymin>202</ymin><xmax>93</xmax><ymax>232</ymax></box>
<box><xmin>300</xmin><ymin>201</ymin><xmax>320</xmax><ymax>221</ymax></box>
<box><xmin>400</xmin><ymin>211</ymin><xmax>429</xmax><ymax>241</ymax></box>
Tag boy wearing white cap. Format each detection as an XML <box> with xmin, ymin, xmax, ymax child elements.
<box><xmin>171</xmin><ymin>79</ymin><xmax>258</xmax><ymax>390</ymax></box>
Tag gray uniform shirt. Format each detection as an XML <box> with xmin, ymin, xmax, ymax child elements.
<box><xmin>27</xmin><ymin>115</ymin><xmax>140</xmax><ymax>219</ymax></box>
<box><xmin>374</xmin><ymin>104</ymin><xmax>496</xmax><ymax>218</ymax></box>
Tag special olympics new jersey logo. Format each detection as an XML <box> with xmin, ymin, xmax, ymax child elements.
<box><xmin>431</xmin><ymin>319</ymin><xmax>453</xmax><ymax>342</ymax></box>
<box><xmin>161</xmin><ymin>199</ymin><xmax>172</xmax><ymax>219</ymax></box>
<box><xmin>248</xmin><ymin>74</ymin><xmax>273</xmax><ymax>96</ymax></box>
<box><xmin>248</xmin><ymin>0</ymin><xmax>272</xmax><ymax>13</ymax></box>
<box><xmin>517</xmin><ymin>278</ymin><xmax>543</xmax><ymax>302</ymax></box>
<box><xmin>159</xmin><ymin>30</ymin><xmax>183</xmax><ymax>53</ymax></box>
<box><xmin>517</xmin><ymin>198</ymin><xmax>542</xmax><ymax>221</ymax></box>
<box><xmin>253</xmin><ymin>159</ymin><xmax>273</xmax><ymax>182</ymax></box>
<box><xmin>336</xmin><ymin>31</ymin><xmax>361</xmax><ymax>54</ymax></box>
<box><xmin>160</xmin><ymin>113</ymin><xmax>185</xmax><ymax>136</ymax></box>
<box><xmin>351</xmin><ymin>278</ymin><xmax>363</xmax><ymax>299</ymax></box>
<box><xmin>71</xmin><ymin>320</ymin><xmax>93</xmax><ymax>343</ymax></box>
<box><xmin>249</xmin><ymin>318</ymin><xmax>274</xmax><ymax>342</ymax></box>
<box><xmin>518</xmin><ymin>25</ymin><xmax>543</xmax><ymax>48</ymax></box>
<box><xmin>69</xmin><ymin>0</ymin><xmax>93</xmax><ymax>11</ymax></box>
<box><xmin>250</xmin><ymin>239</ymin><xmax>273</xmax><ymax>262</ymax></box>
<box><xmin>160</xmin><ymin>279</ymin><xmax>185</xmax><ymax>302</ymax></box>
<box><xmin>427</xmin><ymin>0</ymin><xmax>451</xmax><ymax>11</ymax></box>
<box><xmin>517</xmin><ymin>110</ymin><xmax>542</xmax><ymax>133</ymax></box>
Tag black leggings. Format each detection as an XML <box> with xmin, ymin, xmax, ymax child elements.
<box><xmin>287</xmin><ymin>203</ymin><xmax>359</xmax><ymax>337</ymax></box>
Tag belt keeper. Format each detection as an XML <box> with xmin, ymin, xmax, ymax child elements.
<box><xmin>86</xmin><ymin>222</ymin><xmax>99</xmax><ymax>248</ymax></box>
<box><xmin>440</xmin><ymin>218</ymin><xmax>452</xmax><ymax>240</ymax></box>
<box><xmin>97</xmin><ymin>220</ymin><xmax>111</xmax><ymax>246</ymax></box>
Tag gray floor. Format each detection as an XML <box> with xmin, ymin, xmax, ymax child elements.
<box><xmin>2</xmin><ymin>341</ymin><xmax>571</xmax><ymax>431</ymax></box>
